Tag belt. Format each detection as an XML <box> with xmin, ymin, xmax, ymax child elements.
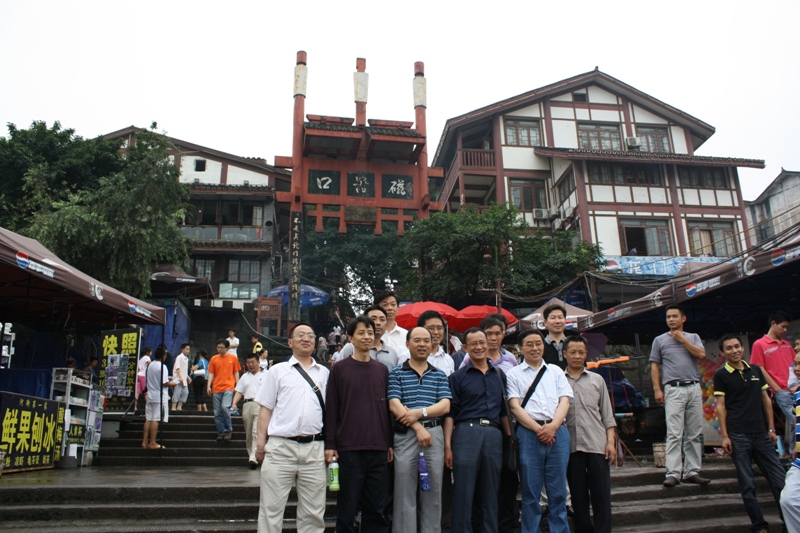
<box><xmin>420</xmin><ymin>419</ymin><xmax>441</xmax><ymax>428</ymax></box>
<box><xmin>284</xmin><ymin>434</ymin><xmax>324</xmax><ymax>443</ymax></box>
<box><xmin>243</xmin><ymin>399</ymin><xmax>254</xmax><ymax>404</ymax></box>
<box><xmin>533</xmin><ymin>419</ymin><xmax>552</xmax><ymax>425</ymax></box>
<box><xmin>460</xmin><ymin>418</ymin><xmax>499</xmax><ymax>429</ymax></box>
<box><xmin>666</xmin><ymin>380</ymin><xmax>698</xmax><ymax>387</ymax></box>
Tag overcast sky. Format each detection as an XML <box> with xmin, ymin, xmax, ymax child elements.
<box><xmin>1</xmin><ymin>1</ymin><xmax>797</xmax><ymax>201</ymax></box>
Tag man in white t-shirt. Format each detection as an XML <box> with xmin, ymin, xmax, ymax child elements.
<box><xmin>375</xmin><ymin>290</ymin><xmax>409</xmax><ymax>360</ymax></box>
<box><xmin>227</xmin><ymin>330</ymin><xmax>240</xmax><ymax>356</ymax></box>
<box><xmin>171</xmin><ymin>343</ymin><xmax>191</xmax><ymax>412</ymax></box>
<box><xmin>231</xmin><ymin>353</ymin><xmax>265</xmax><ymax>469</ymax></box>
<box><xmin>142</xmin><ymin>346</ymin><xmax>176</xmax><ymax>450</ymax></box>
<box><xmin>135</xmin><ymin>346</ymin><xmax>152</xmax><ymax>407</ymax></box>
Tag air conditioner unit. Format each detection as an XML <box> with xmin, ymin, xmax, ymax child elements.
<box><xmin>626</xmin><ymin>136</ymin><xmax>641</xmax><ymax>149</ymax></box>
<box><xmin>565</xmin><ymin>206</ymin><xmax>576</xmax><ymax>218</ymax></box>
<box><xmin>548</xmin><ymin>207</ymin><xmax>560</xmax><ymax>220</ymax></box>
<box><xmin>243</xmin><ymin>180</ymin><xmax>249</xmax><ymax>186</ymax></box>
<box><xmin>552</xmin><ymin>218</ymin><xmax>563</xmax><ymax>232</ymax></box>
<box><xmin>532</xmin><ymin>208</ymin><xmax>549</xmax><ymax>220</ymax></box>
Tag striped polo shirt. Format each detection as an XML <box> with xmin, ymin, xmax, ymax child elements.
<box><xmin>793</xmin><ymin>390</ymin><xmax>800</xmax><ymax>470</ymax></box>
<box><xmin>388</xmin><ymin>361</ymin><xmax>452</xmax><ymax>418</ymax></box>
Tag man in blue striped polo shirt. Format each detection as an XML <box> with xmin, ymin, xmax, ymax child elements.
<box><xmin>388</xmin><ymin>326</ymin><xmax>452</xmax><ymax>533</ymax></box>
<box><xmin>781</xmin><ymin>352</ymin><xmax>800</xmax><ymax>531</ymax></box>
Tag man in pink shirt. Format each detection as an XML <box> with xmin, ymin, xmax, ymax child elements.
<box><xmin>750</xmin><ymin>311</ymin><xmax>795</xmax><ymax>452</ymax></box>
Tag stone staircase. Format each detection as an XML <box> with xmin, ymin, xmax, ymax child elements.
<box><xmin>0</xmin><ymin>408</ymin><xmax>788</xmax><ymax>532</ymax></box>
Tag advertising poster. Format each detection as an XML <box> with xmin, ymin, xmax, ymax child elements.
<box><xmin>99</xmin><ymin>327</ymin><xmax>141</xmax><ymax>412</ymax></box>
<box><xmin>0</xmin><ymin>392</ymin><xmax>64</xmax><ymax>472</ymax></box>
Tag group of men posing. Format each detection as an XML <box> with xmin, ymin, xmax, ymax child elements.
<box><xmin>252</xmin><ymin>291</ymin><xmax>619</xmax><ymax>533</ymax></box>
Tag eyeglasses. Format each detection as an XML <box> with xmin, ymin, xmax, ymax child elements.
<box><xmin>426</xmin><ymin>326</ymin><xmax>445</xmax><ymax>332</ymax></box>
<box><xmin>467</xmin><ymin>340</ymin><xmax>487</xmax><ymax>348</ymax></box>
<box><xmin>293</xmin><ymin>333</ymin><xmax>316</xmax><ymax>340</ymax></box>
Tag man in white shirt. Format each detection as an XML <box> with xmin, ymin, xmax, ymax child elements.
<box><xmin>232</xmin><ymin>353</ymin><xmax>265</xmax><ymax>469</ymax></box>
<box><xmin>141</xmin><ymin>346</ymin><xmax>176</xmax><ymax>450</ymax></box>
<box><xmin>171</xmin><ymin>343</ymin><xmax>191</xmax><ymax>412</ymax></box>
<box><xmin>375</xmin><ymin>290</ymin><xmax>410</xmax><ymax>360</ymax></box>
<box><xmin>418</xmin><ymin>310</ymin><xmax>455</xmax><ymax>376</ymax></box>
<box><xmin>507</xmin><ymin>329</ymin><xmax>573</xmax><ymax>533</ymax></box>
<box><xmin>227</xmin><ymin>329</ymin><xmax>240</xmax><ymax>356</ymax></box>
<box><xmin>254</xmin><ymin>323</ymin><xmax>329</xmax><ymax>533</ymax></box>
<box><xmin>335</xmin><ymin>305</ymin><xmax>399</xmax><ymax>370</ymax></box>
<box><xmin>135</xmin><ymin>346</ymin><xmax>152</xmax><ymax>407</ymax></box>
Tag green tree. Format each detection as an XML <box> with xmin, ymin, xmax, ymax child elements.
<box><xmin>301</xmin><ymin>221</ymin><xmax>408</xmax><ymax>311</ymax></box>
<box><xmin>402</xmin><ymin>204</ymin><xmax>604</xmax><ymax>304</ymax></box>
<box><xmin>0</xmin><ymin>121</ymin><xmax>124</xmax><ymax>229</ymax></box>
<box><xmin>24</xmin><ymin>130</ymin><xmax>191</xmax><ymax>298</ymax></box>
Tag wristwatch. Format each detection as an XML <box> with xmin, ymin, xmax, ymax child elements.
<box><xmin>769</xmin><ymin>429</ymin><xmax>776</xmax><ymax>433</ymax></box>
<box><xmin>422</xmin><ymin>408</ymin><xmax>428</xmax><ymax>418</ymax></box>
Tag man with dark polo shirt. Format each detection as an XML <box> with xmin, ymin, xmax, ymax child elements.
<box><xmin>444</xmin><ymin>327</ymin><xmax>511</xmax><ymax>533</ymax></box>
<box><xmin>650</xmin><ymin>304</ymin><xmax>710</xmax><ymax>487</ymax></box>
<box><xmin>714</xmin><ymin>334</ymin><xmax>786</xmax><ymax>533</ymax></box>
<box><xmin>542</xmin><ymin>304</ymin><xmax>570</xmax><ymax>371</ymax></box>
<box><xmin>335</xmin><ymin>305</ymin><xmax>398</xmax><ymax>370</ymax></box>
<box><xmin>388</xmin><ymin>327</ymin><xmax>451</xmax><ymax>533</ymax></box>
<box><xmin>325</xmin><ymin>315</ymin><xmax>393</xmax><ymax>533</ymax></box>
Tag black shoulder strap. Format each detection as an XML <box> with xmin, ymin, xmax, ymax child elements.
<box><xmin>293</xmin><ymin>363</ymin><xmax>325</xmax><ymax>414</ymax></box>
<box><xmin>521</xmin><ymin>365</ymin><xmax>547</xmax><ymax>409</ymax></box>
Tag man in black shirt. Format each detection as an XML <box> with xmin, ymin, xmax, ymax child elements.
<box><xmin>542</xmin><ymin>304</ymin><xmax>569</xmax><ymax>370</ymax></box>
<box><xmin>714</xmin><ymin>334</ymin><xmax>786</xmax><ymax>533</ymax></box>
<box><xmin>444</xmin><ymin>328</ymin><xmax>511</xmax><ymax>533</ymax></box>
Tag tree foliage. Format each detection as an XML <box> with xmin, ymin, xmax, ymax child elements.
<box><xmin>24</xmin><ymin>130</ymin><xmax>191</xmax><ymax>298</ymax></box>
<box><xmin>401</xmin><ymin>204</ymin><xmax>604</xmax><ymax>304</ymax></box>
<box><xmin>0</xmin><ymin>121</ymin><xmax>124</xmax><ymax>229</ymax></box>
<box><xmin>301</xmin><ymin>221</ymin><xmax>408</xmax><ymax>311</ymax></box>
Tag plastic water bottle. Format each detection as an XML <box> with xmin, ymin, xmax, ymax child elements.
<box><xmin>418</xmin><ymin>452</ymin><xmax>430</xmax><ymax>492</ymax></box>
<box><xmin>328</xmin><ymin>460</ymin><xmax>340</xmax><ymax>492</ymax></box>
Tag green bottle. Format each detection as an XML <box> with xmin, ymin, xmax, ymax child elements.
<box><xmin>328</xmin><ymin>460</ymin><xmax>340</xmax><ymax>491</ymax></box>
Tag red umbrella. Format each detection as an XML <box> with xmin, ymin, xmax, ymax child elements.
<box><xmin>451</xmin><ymin>305</ymin><xmax>518</xmax><ymax>333</ymax></box>
<box><xmin>395</xmin><ymin>301</ymin><xmax>460</xmax><ymax>330</ymax></box>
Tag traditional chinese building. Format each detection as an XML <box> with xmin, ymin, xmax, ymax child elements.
<box><xmin>432</xmin><ymin>69</ymin><xmax>765</xmax><ymax>275</ymax></box>
<box><xmin>745</xmin><ymin>168</ymin><xmax>800</xmax><ymax>245</ymax></box>
<box><xmin>271</xmin><ymin>52</ymin><xmax>443</xmax><ymax>321</ymax></box>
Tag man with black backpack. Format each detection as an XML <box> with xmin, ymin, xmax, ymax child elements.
<box><xmin>254</xmin><ymin>322</ymin><xmax>329</xmax><ymax>533</ymax></box>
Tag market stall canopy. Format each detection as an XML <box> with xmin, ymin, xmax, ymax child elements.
<box><xmin>265</xmin><ymin>284</ymin><xmax>330</xmax><ymax>308</ymax></box>
<box><xmin>450</xmin><ymin>305</ymin><xmax>518</xmax><ymax>333</ymax></box>
<box><xmin>395</xmin><ymin>301</ymin><xmax>459</xmax><ymax>331</ymax></box>
<box><xmin>0</xmin><ymin>226</ymin><xmax>165</xmax><ymax>326</ymax></box>
<box><xmin>580</xmin><ymin>230</ymin><xmax>800</xmax><ymax>335</ymax></box>
<box><xmin>150</xmin><ymin>263</ymin><xmax>214</xmax><ymax>299</ymax></box>
<box><xmin>510</xmin><ymin>297</ymin><xmax>592</xmax><ymax>334</ymax></box>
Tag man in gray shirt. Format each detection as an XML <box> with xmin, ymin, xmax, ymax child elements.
<box><xmin>334</xmin><ymin>305</ymin><xmax>399</xmax><ymax>370</ymax></box>
<box><xmin>650</xmin><ymin>304</ymin><xmax>710</xmax><ymax>487</ymax></box>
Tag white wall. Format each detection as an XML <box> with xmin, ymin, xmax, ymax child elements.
<box><xmin>593</xmin><ymin>216</ymin><xmax>622</xmax><ymax>255</ymax></box>
<box><xmin>552</xmin><ymin>120</ymin><xmax>579</xmax><ymax>148</ymax></box>
<box><xmin>501</xmin><ymin>147</ymin><xmax>551</xmax><ymax>170</ymax></box>
<box><xmin>590</xmin><ymin>109</ymin><xmax>622</xmax><ymax>122</ymax></box>
<box><xmin>227</xmin><ymin>165</ymin><xmax>270</xmax><ymax>186</ymax></box>
<box><xmin>181</xmin><ymin>157</ymin><xmax>223</xmax><ymax>184</ymax></box>
<box><xmin>670</xmin><ymin>126</ymin><xmax>688</xmax><ymax>154</ymax></box>
<box><xmin>509</xmin><ymin>104</ymin><xmax>541</xmax><ymax>117</ymax></box>
<box><xmin>632</xmin><ymin>105</ymin><xmax>668</xmax><ymax>124</ymax></box>
<box><xmin>587</xmin><ymin>86</ymin><xmax>619</xmax><ymax>104</ymax></box>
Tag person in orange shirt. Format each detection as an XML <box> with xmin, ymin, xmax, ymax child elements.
<box><xmin>207</xmin><ymin>338</ymin><xmax>241</xmax><ymax>441</ymax></box>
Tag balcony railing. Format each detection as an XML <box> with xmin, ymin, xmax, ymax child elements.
<box><xmin>181</xmin><ymin>226</ymin><xmax>264</xmax><ymax>242</ymax></box>
<box><xmin>460</xmin><ymin>149</ymin><xmax>495</xmax><ymax>168</ymax></box>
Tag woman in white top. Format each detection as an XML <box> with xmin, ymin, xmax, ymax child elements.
<box><xmin>135</xmin><ymin>346</ymin><xmax>152</xmax><ymax>404</ymax></box>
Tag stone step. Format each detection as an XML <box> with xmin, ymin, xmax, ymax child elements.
<box><xmin>101</xmin><ymin>439</ymin><xmax>251</xmax><ymax>449</ymax></box>
<box><xmin>0</xmin><ymin>518</ymin><xmax>334</xmax><ymax>533</ymax></box>
<box><xmin>613</xmin><ymin>513</ymin><xmax>784</xmax><ymax>533</ymax></box>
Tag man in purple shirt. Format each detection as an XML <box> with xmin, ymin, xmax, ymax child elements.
<box><xmin>325</xmin><ymin>315</ymin><xmax>393</xmax><ymax>533</ymax></box>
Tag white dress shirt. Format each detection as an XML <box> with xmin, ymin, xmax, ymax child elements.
<box><xmin>227</xmin><ymin>335</ymin><xmax>239</xmax><ymax>356</ymax></box>
<box><xmin>235</xmin><ymin>369</ymin><xmax>265</xmax><ymax>400</ymax></box>
<box><xmin>506</xmin><ymin>361</ymin><xmax>573</xmax><ymax>421</ymax></box>
<box><xmin>255</xmin><ymin>356</ymin><xmax>329</xmax><ymax>438</ymax></box>
<box><xmin>382</xmin><ymin>324</ymin><xmax>410</xmax><ymax>360</ymax></box>
<box><xmin>427</xmin><ymin>346</ymin><xmax>455</xmax><ymax>376</ymax></box>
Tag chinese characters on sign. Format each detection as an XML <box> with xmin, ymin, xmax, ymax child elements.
<box><xmin>99</xmin><ymin>328</ymin><xmax>140</xmax><ymax>412</ymax></box>
<box><xmin>347</xmin><ymin>172</ymin><xmax>375</xmax><ymax>197</ymax></box>
<box><xmin>382</xmin><ymin>174</ymin><xmax>414</xmax><ymax>199</ymax></box>
<box><xmin>0</xmin><ymin>393</ymin><xmax>63</xmax><ymax>472</ymax></box>
<box><xmin>289</xmin><ymin>211</ymin><xmax>302</xmax><ymax>323</ymax></box>
<box><xmin>308</xmin><ymin>170</ymin><xmax>341</xmax><ymax>195</ymax></box>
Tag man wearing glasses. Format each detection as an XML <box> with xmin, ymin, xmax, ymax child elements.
<box><xmin>254</xmin><ymin>322</ymin><xmax>329</xmax><ymax>533</ymax></box>
<box><xmin>444</xmin><ymin>327</ymin><xmax>511</xmax><ymax>533</ymax></box>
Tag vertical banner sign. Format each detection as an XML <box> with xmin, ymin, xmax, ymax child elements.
<box><xmin>0</xmin><ymin>392</ymin><xmax>64</xmax><ymax>472</ymax></box>
<box><xmin>99</xmin><ymin>328</ymin><xmax>141</xmax><ymax>412</ymax></box>
<box><xmin>289</xmin><ymin>211</ymin><xmax>302</xmax><ymax>323</ymax></box>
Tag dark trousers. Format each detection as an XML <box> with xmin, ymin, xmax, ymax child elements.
<box><xmin>452</xmin><ymin>422</ymin><xmax>503</xmax><ymax>533</ymax></box>
<box><xmin>441</xmin><ymin>465</ymin><xmax>453</xmax><ymax>528</ymax></box>
<box><xmin>475</xmin><ymin>464</ymin><xmax>520</xmax><ymax>532</ymax></box>
<box><xmin>567</xmin><ymin>451</ymin><xmax>612</xmax><ymax>533</ymax></box>
<box><xmin>729</xmin><ymin>432</ymin><xmax>786</xmax><ymax>531</ymax></box>
<box><xmin>336</xmin><ymin>450</ymin><xmax>390</xmax><ymax>533</ymax></box>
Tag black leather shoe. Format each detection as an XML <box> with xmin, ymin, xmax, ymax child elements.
<box><xmin>683</xmin><ymin>474</ymin><xmax>711</xmax><ymax>485</ymax></box>
<box><xmin>663</xmin><ymin>476</ymin><xmax>680</xmax><ymax>487</ymax></box>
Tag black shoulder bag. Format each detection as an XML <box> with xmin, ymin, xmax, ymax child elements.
<box><xmin>496</xmin><ymin>365</ymin><xmax>548</xmax><ymax>471</ymax></box>
<box><xmin>292</xmin><ymin>364</ymin><xmax>326</xmax><ymax>417</ymax></box>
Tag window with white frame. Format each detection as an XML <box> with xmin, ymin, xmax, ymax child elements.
<box><xmin>688</xmin><ymin>221</ymin><xmax>739</xmax><ymax>257</ymax></box>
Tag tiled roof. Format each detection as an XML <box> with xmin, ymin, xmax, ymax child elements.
<box><xmin>305</xmin><ymin>122</ymin><xmax>362</xmax><ymax>133</ymax></box>
<box><xmin>533</xmin><ymin>146</ymin><xmax>765</xmax><ymax>169</ymax></box>
<box><xmin>189</xmin><ymin>183</ymin><xmax>275</xmax><ymax>193</ymax></box>
<box><xmin>304</xmin><ymin>123</ymin><xmax>424</xmax><ymax>139</ymax></box>
<box><xmin>191</xmin><ymin>240</ymin><xmax>272</xmax><ymax>249</ymax></box>
<box><xmin>366</xmin><ymin>127</ymin><xmax>424</xmax><ymax>138</ymax></box>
